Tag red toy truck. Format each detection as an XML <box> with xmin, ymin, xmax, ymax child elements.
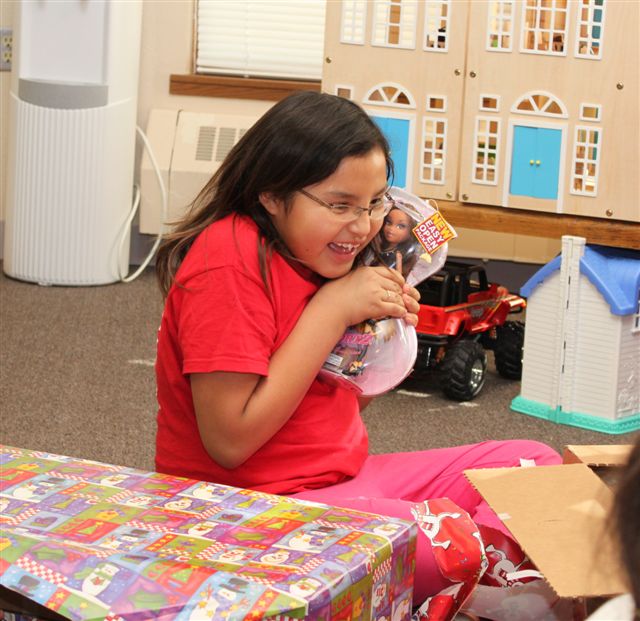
<box><xmin>413</xmin><ymin>261</ymin><xmax>526</xmax><ymax>401</ymax></box>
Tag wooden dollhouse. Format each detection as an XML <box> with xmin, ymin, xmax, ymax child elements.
<box><xmin>321</xmin><ymin>0</ymin><xmax>639</xmax><ymax>223</ymax></box>
<box><xmin>511</xmin><ymin>236</ymin><xmax>640</xmax><ymax>433</ymax></box>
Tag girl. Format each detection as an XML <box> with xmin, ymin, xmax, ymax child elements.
<box><xmin>154</xmin><ymin>91</ymin><xmax>561</xmax><ymax>604</ymax></box>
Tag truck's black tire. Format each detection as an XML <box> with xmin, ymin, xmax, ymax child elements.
<box><xmin>439</xmin><ymin>340</ymin><xmax>487</xmax><ymax>401</ymax></box>
<box><xmin>494</xmin><ymin>321</ymin><xmax>525</xmax><ymax>380</ymax></box>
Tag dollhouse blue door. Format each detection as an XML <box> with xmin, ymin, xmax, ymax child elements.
<box><xmin>510</xmin><ymin>126</ymin><xmax>561</xmax><ymax>199</ymax></box>
<box><xmin>371</xmin><ymin>115</ymin><xmax>409</xmax><ymax>188</ymax></box>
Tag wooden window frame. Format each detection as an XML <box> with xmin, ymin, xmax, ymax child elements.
<box><xmin>169</xmin><ymin>74</ymin><xmax>321</xmax><ymax>102</ymax></box>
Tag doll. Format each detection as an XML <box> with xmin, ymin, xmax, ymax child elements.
<box><xmin>375</xmin><ymin>207</ymin><xmax>420</xmax><ymax>278</ymax></box>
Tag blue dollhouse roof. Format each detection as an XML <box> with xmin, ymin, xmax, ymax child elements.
<box><xmin>521</xmin><ymin>245</ymin><xmax>640</xmax><ymax>315</ymax></box>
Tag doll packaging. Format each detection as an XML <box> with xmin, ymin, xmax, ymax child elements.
<box><xmin>320</xmin><ymin>187</ymin><xmax>457</xmax><ymax>396</ymax></box>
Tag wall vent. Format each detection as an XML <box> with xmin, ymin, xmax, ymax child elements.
<box><xmin>140</xmin><ymin>110</ymin><xmax>258</xmax><ymax>234</ymax></box>
<box><xmin>195</xmin><ymin>126</ymin><xmax>217</xmax><ymax>161</ymax></box>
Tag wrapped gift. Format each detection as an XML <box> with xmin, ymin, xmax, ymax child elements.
<box><xmin>0</xmin><ymin>446</ymin><xmax>416</xmax><ymax>621</ymax></box>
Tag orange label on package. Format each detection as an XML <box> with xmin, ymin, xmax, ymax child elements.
<box><xmin>412</xmin><ymin>212</ymin><xmax>457</xmax><ymax>254</ymax></box>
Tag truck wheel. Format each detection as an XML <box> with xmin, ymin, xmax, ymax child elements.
<box><xmin>439</xmin><ymin>340</ymin><xmax>487</xmax><ymax>401</ymax></box>
<box><xmin>494</xmin><ymin>321</ymin><xmax>525</xmax><ymax>380</ymax></box>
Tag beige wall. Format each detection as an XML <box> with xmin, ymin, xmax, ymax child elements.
<box><xmin>0</xmin><ymin>1</ymin><xmax>271</xmax><ymax>225</ymax></box>
<box><xmin>0</xmin><ymin>0</ymin><xmax>559</xmax><ymax>264</ymax></box>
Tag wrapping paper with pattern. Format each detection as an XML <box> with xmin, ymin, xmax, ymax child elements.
<box><xmin>0</xmin><ymin>447</ymin><xmax>416</xmax><ymax>621</ymax></box>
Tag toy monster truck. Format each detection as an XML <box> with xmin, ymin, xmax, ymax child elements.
<box><xmin>412</xmin><ymin>260</ymin><xmax>526</xmax><ymax>401</ymax></box>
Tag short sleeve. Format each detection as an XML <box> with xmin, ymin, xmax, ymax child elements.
<box><xmin>177</xmin><ymin>266</ymin><xmax>276</xmax><ymax>376</ymax></box>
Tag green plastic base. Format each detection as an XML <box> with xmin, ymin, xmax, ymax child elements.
<box><xmin>510</xmin><ymin>396</ymin><xmax>640</xmax><ymax>435</ymax></box>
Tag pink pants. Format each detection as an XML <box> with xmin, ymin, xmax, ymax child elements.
<box><xmin>292</xmin><ymin>440</ymin><xmax>562</xmax><ymax>603</ymax></box>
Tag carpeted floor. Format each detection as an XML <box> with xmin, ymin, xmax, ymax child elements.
<box><xmin>1</xmin><ymin>265</ymin><xmax>637</xmax><ymax>473</ymax></box>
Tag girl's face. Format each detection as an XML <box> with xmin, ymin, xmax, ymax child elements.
<box><xmin>382</xmin><ymin>208</ymin><xmax>412</xmax><ymax>246</ymax></box>
<box><xmin>261</xmin><ymin>148</ymin><xmax>388</xmax><ymax>279</ymax></box>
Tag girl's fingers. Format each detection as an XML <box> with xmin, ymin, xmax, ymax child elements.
<box><xmin>403</xmin><ymin>313</ymin><xmax>419</xmax><ymax>327</ymax></box>
<box><xmin>371</xmin><ymin>265</ymin><xmax>405</xmax><ymax>286</ymax></box>
<box><xmin>403</xmin><ymin>284</ymin><xmax>420</xmax><ymax>301</ymax></box>
<box><xmin>402</xmin><ymin>293</ymin><xmax>420</xmax><ymax>314</ymax></box>
<box><xmin>372</xmin><ymin>268</ymin><xmax>405</xmax><ymax>297</ymax></box>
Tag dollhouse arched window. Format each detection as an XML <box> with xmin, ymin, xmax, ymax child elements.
<box><xmin>574</xmin><ymin>0</ymin><xmax>606</xmax><ymax>59</ymax></box>
<box><xmin>520</xmin><ymin>0</ymin><xmax>569</xmax><ymax>56</ymax></box>
<box><xmin>486</xmin><ymin>0</ymin><xmax>514</xmax><ymax>52</ymax></box>
<box><xmin>341</xmin><ymin>0</ymin><xmax>367</xmax><ymax>45</ymax></box>
<box><xmin>512</xmin><ymin>92</ymin><xmax>568</xmax><ymax>118</ymax></box>
<box><xmin>424</xmin><ymin>0</ymin><xmax>450</xmax><ymax>52</ymax></box>
<box><xmin>372</xmin><ymin>0</ymin><xmax>418</xmax><ymax>49</ymax></box>
<box><xmin>364</xmin><ymin>83</ymin><xmax>417</xmax><ymax>108</ymax></box>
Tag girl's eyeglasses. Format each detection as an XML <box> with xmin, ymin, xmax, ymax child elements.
<box><xmin>299</xmin><ymin>189</ymin><xmax>394</xmax><ymax>223</ymax></box>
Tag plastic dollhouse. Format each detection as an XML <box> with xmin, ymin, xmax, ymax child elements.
<box><xmin>511</xmin><ymin>236</ymin><xmax>640</xmax><ymax>434</ymax></box>
<box><xmin>321</xmin><ymin>0</ymin><xmax>638</xmax><ymax>223</ymax></box>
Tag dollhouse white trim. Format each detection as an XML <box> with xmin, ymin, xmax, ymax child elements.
<box><xmin>569</xmin><ymin>125</ymin><xmax>603</xmax><ymax>197</ymax></box>
<box><xmin>519</xmin><ymin>0</ymin><xmax>570</xmax><ymax>57</ymax></box>
<box><xmin>426</xmin><ymin>95</ymin><xmax>447</xmax><ymax>113</ymax></box>
<box><xmin>502</xmin><ymin>116</ymin><xmax>568</xmax><ymax>213</ymax></box>
<box><xmin>335</xmin><ymin>84</ymin><xmax>355</xmax><ymax>100</ymax></box>
<box><xmin>371</xmin><ymin>0</ymin><xmax>418</xmax><ymax>50</ymax></box>
<box><xmin>574</xmin><ymin>0</ymin><xmax>606</xmax><ymax>60</ymax></box>
<box><xmin>479</xmin><ymin>94</ymin><xmax>501</xmax><ymax>112</ymax></box>
<box><xmin>363</xmin><ymin>82</ymin><xmax>417</xmax><ymax>109</ymax></box>
<box><xmin>579</xmin><ymin>103</ymin><xmax>602</xmax><ymax>122</ymax></box>
<box><xmin>423</xmin><ymin>0</ymin><xmax>451</xmax><ymax>52</ymax></box>
<box><xmin>511</xmin><ymin>91</ymin><xmax>568</xmax><ymax>119</ymax></box>
<box><xmin>485</xmin><ymin>0</ymin><xmax>515</xmax><ymax>53</ymax></box>
<box><xmin>420</xmin><ymin>116</ymin><xmax>447</xmax><ymax>185</ymax></box>
<box><xmin>340</xmin><ymin>0</ymin><xmax>368</xmax><ymax>45</ymax></box>
<box><xmin>471</xmin><ymin>116</ymin><xmax>501</xmax><ymax>187</ymax></box>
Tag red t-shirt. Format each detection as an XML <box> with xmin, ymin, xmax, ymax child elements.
<box><xmin>155</xmin><ymin>214</ymin><xmax>368</xmax><ymax>494</ymax></box>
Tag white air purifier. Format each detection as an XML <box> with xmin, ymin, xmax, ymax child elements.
<box><xmin>3</xmin><ymin>0</ymin><xmax>142</xmax><ymax>285</ymax></box>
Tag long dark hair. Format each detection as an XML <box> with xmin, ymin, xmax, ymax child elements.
<box><xmin>156</xmin><ymin>91</ymin><xmax>393</xmax><ymax>297</ymax></box>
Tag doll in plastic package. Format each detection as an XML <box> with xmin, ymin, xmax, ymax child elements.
<box><xmin>319</xmin><ymin>187</ymin><xmax>456</xmax><ymax>395</ymax></box>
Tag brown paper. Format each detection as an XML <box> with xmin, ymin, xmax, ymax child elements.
<box><xmin>465</xmin><ymin>463</ymin><xmax>627</xmax><ymax>598</ymax></box>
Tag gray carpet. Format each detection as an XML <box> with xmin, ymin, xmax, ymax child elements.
<box><xmin>1</xmin><ymin>266</ymin><xmax>637</xmax><ymax>473</ymax></box>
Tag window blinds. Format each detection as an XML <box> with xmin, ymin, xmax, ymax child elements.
<box><xmin>196</xmin><ymin>0</ymin><xmax>327</xmax><ymax>80</ymax></box>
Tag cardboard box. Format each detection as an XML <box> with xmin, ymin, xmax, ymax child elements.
<box><xmin>465</xmin><ymin>458</ymin><xmax>628</xmax><ymax>600</ymax></box>
<box><xmin>562</xmin><ymin>444</ymin><xmax>633</xmax><ymax>487</ymax></box>
<box><xmin>562</xmin><ymin>444</ymin><xmax>633</xmax><ymax>467</ymax></box>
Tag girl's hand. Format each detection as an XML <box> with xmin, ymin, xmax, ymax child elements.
<box><xmin>401</xmin><ymin>282</ymin><xmax>421</xmax><ymax>327</ymax></box>
<box><xmin>317</xmin><ymin>265</ymin><xmax>414</xmax><ymax>328</ymax></box>
<box><xmin>395</xmin><ymin>251</ymin><xmax>421</xmax><ymax>327</ymax></box>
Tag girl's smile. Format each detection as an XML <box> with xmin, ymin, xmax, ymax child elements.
<box><xmin>328</xmin><ymin>242</ymin><xmax>361</xmax><ymax>256</ymax></box>
<box><xmin>261</xmin><ymin>147</ymin><xmax>388</xmax><ymax>279</ymax></box>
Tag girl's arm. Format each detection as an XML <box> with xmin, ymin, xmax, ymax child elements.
<box><xmin>191</xmin><ymin>265</ymin><xmax>418</xmax><ymax>469</ymax></box>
